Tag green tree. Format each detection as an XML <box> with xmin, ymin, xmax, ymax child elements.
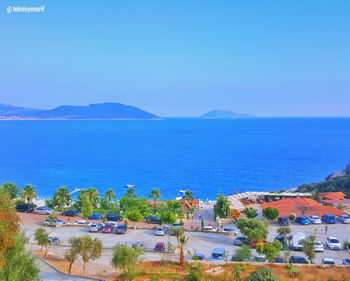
<box><xmin>149</xmin><ymin>188</ymin><xmax>162</xmax><ymax>212</ymax></box>
<box><xmin>183</xmin><ymin>190</ymin><xmax>194</xmax><ymax>201</ymax></box>
<box><xmin>126</xmin><ymin>210</ymin><xmax>143</xmax><ymax>223</ymax></box>
<box><xmin>69</xmin><ymin>236</ymin><xmax>103</xmax><ymax>271</ymax></box>
<box><xmin>20</xmin><ymin>184</ymin><xmax>37</xmax><ymax>203</ymax></box>
<box><xmin>300</xmin><ymin>235</ymin><xmax>316</xmax><ymax>264</ymax></box>
<box><xmin>242</xmin><ymin>207</ymin><xmax>258</xmax><ymax>219</ymax></box>
<box><xmin>0</xmin><ymin>182</ymin><xmax>19</xmax><ymax>199</ymax></box>
<box><xmin>53</xmin><ymin>186</ymin><xmax>71</xmax><ymax>212</ymax></box>
<box><xmin>247</xmin><ymin>268</ymin><xmax>278</xmax><ymax>281</ymax></box>
<box><xmin>125</xmin><ymin>188</ymin><xmax>137</xmax><ymax>198</ymax></box>
<box><xmin>64</xmin><ymin>249</ymin><xmax>77</xmax><ymax>274</ymax></box>
<box><xmin>34</xmin><ymin>228</ymin><xmax>50</xmax><ymax>258</ymax></box>
<box><xmin>234</xmin><ymin>245</ymin><xmax>252</xmax><ymax>261</ymax></box>
<box><xmin>112</xmin><ymin>244</ymin><xmax>143</xmax><ymax>280</ymax></box>
<box><xmin>167</xmin><ymin>200</ymin><xmax>182</xmax><ymax>210</ymax></box>
<box><xmin>256</xmin><ymin>241</ymin><xmax>283</xmax><ymax>262</ymax></box>
<box><xmin>160</xmin><ymin>211</ymin><xmax>176</xmax><ymax>224</ymax></box>
<box><xmin>277</xmin><ymin>226</ymin><xmax>291</xmax><ymax>236</ymax></box>
<box><xmin>104</xmin><ymin>189</ymin><xmax>116</xmax><ymax>202</ymax></box>
<box><xmin>236</xmin><ymin>219</ymin><xmax>268</xmax><ymax>243</ymax></box>
<box><xmin>175</xmin><ymin>234</ymin><xmax>189</xmax><ymax>265</ymax></box>
<box><xmin>214</xmin><ymin>193</ymin><xmax>230</xmax><ymax>218</ymax></box>
<box><xmin>81</xmin><ymin>195</ymin><xmax>93</xmax><ymax>218</ymax></box>
<box><xmin>263</xmin><ymin>207</ymin><xmax>279</xmax><ymax>221</ymax></box>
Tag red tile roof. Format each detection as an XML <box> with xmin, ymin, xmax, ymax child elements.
<box><xmin>322</xmin><ymin>199</ymin><xmax>350</xmax><ymax>205</ymax></box>
<box><xmin>260</xmin><ymin>198</ymin><xmax>346</xmax><ymax>217</ymax></box>
<box><xmin>317</xmin><ymin>192</ymin><xmax>346</xmax><ymax>200</ymax></box>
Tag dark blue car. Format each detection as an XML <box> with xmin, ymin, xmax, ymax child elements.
<box><xmin>322</xmin><ymin>214</ymin><xmax>336</xmax><ymax>224</ymax></box>
<box><xmin>88</xmin><ymin>212</ymin><xmax>103</xmax><ymax>220</ymax></box>
<box><xmin>295</xmin><ymin>216</ymin><xmax>311</xmax><ymax>225</ymax></box>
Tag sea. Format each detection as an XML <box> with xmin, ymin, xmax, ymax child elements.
<box><xmin>1</xmin><ymin>118</ymin><xmax>349</xmax><ymax>200</ymax></box>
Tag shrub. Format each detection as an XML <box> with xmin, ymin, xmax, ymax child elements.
<box><xmin>285</xmin><ymin>263</ymin><xmax>300</xmax><ymax>278</ymax></box>
<box><xmin>236</xmin><ymin>219</ymin><xmax>268</xmax><ymax>242</ymax></box>
<box><xmin>234</xmin><ymin>245</ymin><xmax>252</xmax><ymax>261</ymax></box>
<box><xmin>288</xmin><ymin>214</ymin><xmax>296</xmax><ymax>221</ymax></box>
<box><xmin>242</xmin><ymin>207</ymin><xmax>258</xmax><ymax>219</ymax></box>
<box><xmin>184</xmin><ymin>263</ymin><xmax>203</xmax><ymax>281</ymax></box>
<box><xmin>160</xmin><ymin>212</ymin><xmax>176</xmax><ymax>224</ymax></box>
<box><xmin>263</xmin><ymin>207</ymin><xmax>279</xmax><ymax>221</ymax></box>
<box><xmin>112</xmin><ymin>244</ymin><xmax>143</xmax><ymax>280</ymax></box>
<box><xmin>247</xmin><ymin>267</ymin><xmax>279</xmax><ymax>281</ymax></box>
<box><xmin>126</xmin><ymin>210</ymin><xmax>143</xmax><ymax>222</ymax></box>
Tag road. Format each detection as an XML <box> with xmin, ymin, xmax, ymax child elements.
<box><xmin>184</xmin><ymin>203</ymin><xmax>218</xmax><ymax>230</ymax></box>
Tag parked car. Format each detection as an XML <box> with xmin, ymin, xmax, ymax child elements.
<box><xmin>313</xmin><ymin>241</ymin><xmax>324</xmax><ymax>252</ymax></box>
<box><xmin>289</xmin><ymin>256</ymin><xmax>309</xmax><ymax>264</ymax></box>
<box><xmin>274</xmin><ymin>257</ymin><xmax>286</xmax><ymax>263</ymax></box>
<box><xmin>220</xmin><ymin>226</ymin><xmax>239</xmax><ymax>234</ymax></box>
<box><xmin>117</xmin><ymin>241</ymin><xmax>128</xmax><ymax>246</ymax></box>
<box><xmin>278</xmin><ymin>217</ymin><xmax>289</xmax><ymax>226</ymax></box>
<box><xmin>309</xmin><ymin>215</ymin><xmax>321</xmax><ymax>224</ymax></box>
<box><xmin>326</xmin><ymin>237</ymin><xmax>342</xmax><ymax>250</ymax></box>
<box><xmin>16</xmin><ymin>203</ymin><xmax>34</xmax><ymax>213</ymax></box>
<box><xmin>34</xmin><ymin>206</ymin><xmax>53</xmax><ymax>215</ymax></box>
<box><xmin>253</xmin><ymin>254</ymin><xmax>267</xmax><ymax>263</ymax></box>
<box><xmin>209</xmin><ymin>248</ymin><xmax>227</xmax><ymax>261</ymax></box>
<box><xmin>131</xmin><ymin>242</ymin><xmax>145</xmax><ymax>248</ymax></box>
<box><xmin>73</xmin><ymin>220</ymin><xmax>91</xmax><ymax>226</ymax></box>
<box><xmin>291</xmin><ymin>232</ymin><xmax>306</xmax><ymax>250</ymax></box>
<box><xmin>322</xmin><ymin>258</ymin><xmax>335</xmax><ymax>265</ymax></box>
<box><xmin>234</xmin><ymin>236</ymin><xmax>248</xmax><ymax>246</ymax></box>
<box><xmin>154</xmin><ymin>242</ymin><xmax>165</xmax><ymax>251</ymax></box>
<box><xmin>202</xmin><ymin>226</ymin><xmax>217</xmax><ymax>232</ymax></box>
<box><xmin>155</xmin><ymin>226</ymin><xmax>166</xmax><ymax>236</ymax></box>
<box><xmin>146</xmin><ymin>215</ymin><xmax>162</xmax><ymax>224</ymax></box>
<box><xmin>105</xmin><ymin>213</ymin><xmax>123</xmax><ymax>222</ymax></box>
<box><xmin>192</xmin><ymin>253</ymin><xmax>205</xmax><ymax>260</ymax></box>
<box><xmin>102</xmin><ymin>223</ymin><xmax>114</xmax><ymax>233</ymax></box>
<box><xmin>88</xmin><ymin>212</ymin><xmax>103</xmax><ymax>220</ymax></box>
<box><xmin>48</xmin><ymin>237</ymin><xmax>60</xmax><ymax>245</ymax></box>
<box><xmin>295</xmin><ymin>216</ymin><xmax>311</xmax><ymax>225</ymax></box>
<box><xmin>43</xmin><ymin>218</ymin><xmax>65</xmax><ymax>227</ymax></box>
<box><xmin>338</xmin><ymin>214</ymin><xmax>350</xmax><ymax>224</ymax></box>
<box><xmin>116</xmin><ymin>224</ymin><xmax>128</xmax><ymax>234</ymax></box>
<box><xmin>274</xmin><ymin>235</ymin><xmax>288</xmax><ymax>248</ymax></box>
<box><xmin>342</xmin><ymin>258</ymin><xmax>350</xmax><ymax>265</ymax></box>
<box><xmin>61</xmin><ymin>209</ymin><xmax>80</xmax><ymax>217</ymax></box>
<box><xmin>89</xmin><ymin>223</ymin><xmax>104</xmax><ymax>232</ymax></box>
<box><xmin>322</xmin><ymin>214</ymin><xmax>337</xmax><ymax>224</ymax></box>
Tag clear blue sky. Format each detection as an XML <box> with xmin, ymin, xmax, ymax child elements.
<box><xmin>0</xmin><ymin>0</ymin><xmax>349</xmax><ymax>117</ymax></box>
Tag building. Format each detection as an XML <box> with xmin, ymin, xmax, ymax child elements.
<box><xmin>260</xmin><ymin>198</ymin><xmax>346</xmax><ymax>217</ymax></box>
<box><xmin>316</xmin><ymin>192</ymin><xmax>346</xmax><ymax>202</ymax></box>
<box><xmin>322</xmin><ymin>199</ymin><xmax>350</xmax><ymax>211</ymax></box>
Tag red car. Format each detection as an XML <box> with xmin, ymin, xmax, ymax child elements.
<box><xmin>249</xmin><ymin>240</ymin><xmax>267</xmax><ymax>247</ymax></box>
<box><xmin>102</xmin><ymin>223</ymin><xmax>114</xmax><ymax>233</ymax></box>
<box><xmin>154</xmin><ymin>242</ymin><xmax>165</xmax><ymax>251</ymax></box>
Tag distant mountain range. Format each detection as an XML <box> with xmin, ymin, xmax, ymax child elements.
<box><xmin>201</xmin><ymin>109</ymin><xmax>255</xmax><ymax>119</ymax></box>
<box><xmin>0</xmin><ymin>102</ymin><xmax>159</xmax><ymax>120</ymax></box>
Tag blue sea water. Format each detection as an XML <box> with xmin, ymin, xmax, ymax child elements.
<box><xmin>0</xmin><ymin>118</ymin><xmax>349</xmax><ymax>200</ymax></box>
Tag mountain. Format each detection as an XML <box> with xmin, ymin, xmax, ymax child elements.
<box><xmin>0</xmin><ymin>103</ymin><xmax>43</xmax><ymax>115</ymax></box>
<box><xmin>201</xmin><ymin>109</ymin><xmax>254</xmax><ymax>119</ymax></box>
<box><xmin>0</xmin><ymin>102</ymin><xmax>159</xmax><ymax>120</ymax></box>
<box><xmin>297</xmin><ymin>163</ymin><xmax>350</xmax><ymax>197</ymax></box>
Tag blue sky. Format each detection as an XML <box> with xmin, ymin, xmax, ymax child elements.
<box><xmin>0</xmin><ymin>0</ymin><xmax>349</xmax><ymax>117</ymax></box>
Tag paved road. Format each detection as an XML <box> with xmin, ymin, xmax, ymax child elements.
<box><xmin>184</xmin><ymin>203</ymin><xmax>218</xmax><ymax>230</ymax></box>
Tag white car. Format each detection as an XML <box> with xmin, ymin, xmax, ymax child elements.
<box><xmin>309</xmin><ymin>215</ymin><xmax>321</xmax><ymax>224</ymax></box>
<box><xmin>313</xmin><ymin>241</ymin><xmax>324</xmax><ymax>252</ymax></box>
<box><xmin>106</xmin><ymin>221</ymin><xmax>119</xmax><ymax>227</ymax></box>
<box><xmin>34</xmin><ymin>206</ymin><xmax>54</xmax><ymax>215</ymax></box>
<box><xmin>89</xmin><ymin>223</ymin><xmax>104</xmax><ymax>232</ymax></box>
<box><xmin>338</xmin><ymin>215</ymin><xmax>350</xmax><ymax>224</ymax></box>
<box><xmin>322</xmin><ymin>258</ymin><xmax>335</xmax><ymax>265</ymax></box>
<box><xmin>202</xmin><ymin>226</ymin><xmax>218</xmax><ymax>232</ymax></box>
<box><xmin>220</xmin><ymin>226</ymin><xmax>239</xmax><ymax>234</ymax></box>
<box><xmin>117</xmin><ymin>241</ymin><xmax>128</xmax><ymax>246</ymax></box>
<box><xmin>155</xmin><ymin>226</ymin><xmax>166</xmax><ymax>236</ymax></box>
<box><xmin>326</xmin><ymin>237</ymin><xmax>342</xmax><ymax>250</ymax></box>
<box><xmin>73</xmin><ymin>220</ymin><xmax>91</xmax><ymax>226</ymax></box>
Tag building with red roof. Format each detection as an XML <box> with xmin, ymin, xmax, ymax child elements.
<box><xmin>316</xmin><ymin>192</ymin><xmax>346</xmax><ymax>202</ymax></box>
<box><xmin>260</xmin><ymin>198</ymin><xmax>346</xmax><ymax>217</ymax></box>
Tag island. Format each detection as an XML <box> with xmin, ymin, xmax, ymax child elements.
<box><xmin>200</xmin><ymin>109</ymin><xmax>255</xmax><ymax>119</ymax></box>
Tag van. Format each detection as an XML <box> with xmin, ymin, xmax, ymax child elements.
<box><xmin>278</xmin><ymin>217</ymin><xmax>289</xmax><ymax>226</ymax></box>
<box><xmin>291</xmin><ymin>232</ymin><xmax>306</xmax><ymax>250</ymax></box>
<box><xmin>16</xmin><ymin>203</ymin><xmax>34</xmax><ymax>213</ymax></box>
<box><xmin>322</xmin><ymin>214</ymin><xmax>336</xmax><ymax>224</ymax></box>
<box><xmin>209</xmin><ymin>248</ymin><xmax>227</xmax><ymax>261</ymax></box>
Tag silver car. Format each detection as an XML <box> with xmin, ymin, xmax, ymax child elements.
<box><xmin>155</xmin><ymin>226</ymin><xmax>166</xmax><ymax>236</ymax></box>
<box><xmin>34</xmin><ymin>206</ymin><xmax>53</xmax><ymax>215</ymax></box>
<box><xmin>89</xmin><ymin>223</ymin><xmax>104</xmax><ymax>232</ymax></box>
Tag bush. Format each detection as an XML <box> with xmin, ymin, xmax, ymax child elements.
<box><xmin>126</xmin><ymin>210</ymin><xmax>143</xmax><ymax>222</ymax></box>
<box><xmin>160</xmin><ymin>212</ymin><xmax>176</xmax><ymax>224</ymax></box>
<box><xmin>343</xmin><ymin>240</ymin><xmax>350</xmax><ymax>250</ymax></box>
<box><xmin>236</xmin><ymin>219</ymin><xmax>268</xmax><ymax>243</ymax></box>
<box><xmin>242</xmin><ymin>207</ymin><xmax>258</xmax><ymax>219</ymax></box>
<box><xmin>184</xmin><ymin>264</ymin><xmax>203</xmax><ymax>281</ymax></box>
<box><xmin>112</xmin><ymin>244</ymin><xmax>143</xmax><ymax>279</ymax></box>
<box><xmin>234</xmin><ymin>245</ymin><xmax>251</xmax><ymax>261</ymax></box>
<box><xmin>288</xmin><ymin>214</ymin><xmax>296</xmax><ymax>221</ymax></box>
<box><xmin>285</xmin><ymin>263</ymin><xmax>300</xmax><ymax>278</ymax></box>
<box><xmin>248</xmin><ymin>267</ymin><xmax>279</xmax><ymax>281</ymax></box>
<box><xmin>263</xmin><ymin>207</ymin><xmax>279</xmax><ymax>221</ymax></box>
<box><xmin>14</xmin><ymin>199</ymin><xmax>25</xmax><ymax>206</ymax></box>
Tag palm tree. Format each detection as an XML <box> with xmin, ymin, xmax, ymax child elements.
<box><xmin>21</xmin><ymin>184</ymin><xmax>37</xmax><ymax>203</ymax></box>
<box><xmin>149</xmin><ymin>188</ymin><xmax>162</xmax><ymax>212</ymax></box>
<box><xmin>176</xmin><ymin>234</ymin><xmax>189</xmax><ymax>265</ymax></box>
<box><xmin>104</xmin><ymin>189</ymin><xmax>116</xmax><ymax>202</ymax></box>
<box><xmin>81</xmin><ymin>187</ymin><xmax>99</xmax><ymax>207</ymax></box>
<box><xmin>54</xmin><ymin>186</ymin><xmax>71</xmax><ymax>211</ymax></box>
<box><xmin>183</xmin><ymin>190</ymin><xmax>194</xmax><ymax>201</ymax></box>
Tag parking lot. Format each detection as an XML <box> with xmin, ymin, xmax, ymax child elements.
<box><xmin>20</xmin><ymin>213</ymin><xmax>350</xmax><ymax>265</ymax></box>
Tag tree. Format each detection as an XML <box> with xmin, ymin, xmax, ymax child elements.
<box><xmin>0</xmin><ymin>182</ymin><xmax>19</xmax><ymax>199</ymax></box>
<box><xmin>300</xmin><ymin>235</ymin><xmax>316</xmax><ymax>264</ymax></box>
<box><xmin>112</xmin><ymin>244</ymin><xmax>143</xmax><ymax>279</ymax></box>
<box><xmin>84</xmin><ymin>187</ymin><xmax>99</xmax><ymax>207</ymax></box>
<box><xmin>20</xmin><ymin>184</ymin><xmax>37</xmax><ymax>203</ymax></box>
<box><xmin>81</xmin><ymin>195</ymin><xmax>93</xmax><ymax>218</ymax></box>
<box><xmin>234</xmin><ymin>245</ymin><xmax>252</xmax><ymax>261</ymax></box>
<box><xmin>256</xmin><ymin>241</ymin><xmax>283</xmax><ymax>262</ymax></box>
<box><xmin>242</xmin><ymin>207</ymin><xmax>258</xmax><ymax>219</ymax></box>
<box><xmin>247</xmin><ymin>268</ymin><xmax>278</xmax><ymax>281</ymax></box>
<box><xmin>277</xmin><ymin>226</ymin><xmax>291</xmax><ymax>236</ymax></box>
<box><xmin>183</xmin><ymin>190</ymin><xmax>194</xmax><ymax>201</ymax></box>
<box><xmin>149</xmin><ymin>188</ymin><xmax>162</xmax><ymax>212</ymax></box>
<box><xmin>175</xmin><ymin>234</ymin><xmax>189</xmax><ymax>265</ymax></box>
<box><xmin>104</xmin><ymin>189</ymin><xmax>116</xmax><ymax>202</ymax></box>
<box><xmin>69</xmin><ymin>236</ymin><xmax>103</xmax><ymax>271</ymax></box>
<box><xmin>160</xmin><ymin>211</ymin><xmax>176</xmax><ymax>224</ymax></box>
<box><xmin>236</xmin><ymin>219</ymin><xmax>268</xmax><ymax>243</ymax></box>
<box><xmin>263</xmin><ymin>207</ymin><xmax>279</xmax><ymax>221</ymax></box>
<box><xmin>53</xmin><ymin>186</ymin><xmax>71</xmax><ymax>212</ymax></box>
<box><xmin>214</xmin><ymin>193</ymin><xmax>230</xmax><ymax>218</ymax></box>
<box><xmin>64</xmin><ymin>249</ymin><xmax>77</xmax><ymax>274</ymax></box>
<box><xmin>125</xmin><ymin>188</ymin><xmax>137</xmax><ymax>198</ymax></box>
<box><xmin>34</xmin><ymin>228</ymin><xmax>50</xmax><ymax>259</ymax></box>
<box><xmin>126</xmin><ymin>210</ymin><xmax>143</xmax><ymax>223</ymax></box>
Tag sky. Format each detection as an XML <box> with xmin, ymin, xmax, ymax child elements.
<box><xmin>0</xmin><ymin>0</ymin><xmax>349</xmax><ymax>117</ymax></box>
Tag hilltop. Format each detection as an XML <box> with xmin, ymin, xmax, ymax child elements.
<box><xmin>201</xmin><ymin>109</ymin><xmax>255</xmax><ymax>119</ymax></box>
<box><xmin>0</xmin><ymin>102</ymin><xmax>159</xmax><ymax>120</ymax></box>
